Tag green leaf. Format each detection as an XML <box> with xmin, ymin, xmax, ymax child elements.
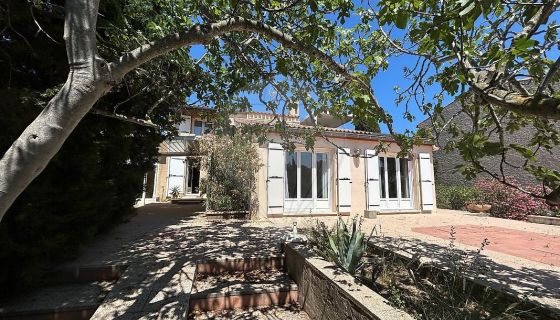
<box><xmin>510</xmin><ymin>144</ymin><xmax>536</xmax><ymax>160</ymax></box>
<box><xmin>482</xmin><ymin>142</ymin><xmax>503</xmax><ymax>156</ymax></box>
<box><xmin>512</xmin><ymin>37</ymin><xmax>537</xmax><ymax>54</ymax></box>
<box><xmin>395</xmin><ymin>12</ymin><xmax>408</xmax><ymax>29</ymax></box>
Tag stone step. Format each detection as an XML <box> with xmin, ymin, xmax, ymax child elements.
<box><xmin>0</xmin><ymin>281</ymin><xmax>115</xmax><ymax>320</ymax></box>
<box><xmin>189</xmin><ymin>269</ymin><xmax>298</xmax><ymax>312</ymax></box>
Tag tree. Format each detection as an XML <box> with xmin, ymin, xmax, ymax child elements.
<box><xmin>0</xmin><ymin>0</ymin><xmax>189</xmax><ymax>292</ymax></box>
<box><xmin>0</xmin><ymin>0</ymin><xmax>391</xmax><ymax>221</ymax></box>
<box><xmin>367</xmin><ymin>0</ymin><xmax>560</xmax><ymax>205</ymax></box>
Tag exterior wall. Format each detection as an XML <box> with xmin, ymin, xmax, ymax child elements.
<box><xmin>255</xmin><ymin>132</ymin><xmax>435</xmax><ymax>218</ymax></box>
<box><xmin>155</xmin><ymin>158</ymin><xmax>169</xmax><ymax>200</ymax></box>
<box><xmin>256</xmin><ymin>146</ymin><xmax>269</xmax><ymax>218</ymax></box>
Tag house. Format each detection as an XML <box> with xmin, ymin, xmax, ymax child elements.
<box><xmin>142</xmin><ymin>107</ymin><xmax>437</xmax><ymax>218</ymax></box>
<box><xmin>418</xmin><ymin>98</ymin><xmax>560</xmax><ymax>187</ymax></box>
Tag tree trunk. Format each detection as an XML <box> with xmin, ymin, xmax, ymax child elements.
<box><xmin>0</xmin><ymin>0</ymin><xmax>109</xmax><ymax>220</ymax></box>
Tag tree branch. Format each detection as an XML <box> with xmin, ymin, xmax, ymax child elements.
<box><xmin>109</xmin><ymin>16</ymin><xmax>391</xmax><ymax>132</ymax></box>
<box><xmin>536</xmin><ymin>55</ymin><xmax>560</xmax><ymax>94</ymax></box>
<box><xmin>90</xmin><ymin>108</ymin><xmax>158</xmax><ymax>128</ymax></box>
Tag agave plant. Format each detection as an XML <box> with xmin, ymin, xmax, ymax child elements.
<box><xmin>169</xmin><ymin>185</ymin><xmax>181</xmax><ymax>199</ymax></box>
<box><xmin>315</xmin><ymin>216</ymin><xmax>368</xmax><ymax>275</ymax></box>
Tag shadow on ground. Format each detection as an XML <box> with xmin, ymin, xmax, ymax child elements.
<box><xmin>90</xmin><ymin>206</ymin><xmax>288</xmax><ymax>319</ymax></box>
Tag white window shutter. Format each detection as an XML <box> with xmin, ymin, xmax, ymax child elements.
<box><xmin>366</xmin><ymin>149</ymin><xmax>380</xmax><ymax>211</ymax></box>
<box><xmin>337</xmin><ymin>148</ymin><xmax>352</xmax><ymax>212</ymax></box>
<box><xmin>167</xmin><ymin>156</ymin><xmax>186</xmax><ymax>196</ymax></box>
<box><xmin>419</xmin><ymin>153</ymin><xmax>434</xmax><ymax>211</ymax></box>
<box><xmin>267</xmin><ymin>143</ymin><xmax>285</xmax><ymax>214</ymax></box>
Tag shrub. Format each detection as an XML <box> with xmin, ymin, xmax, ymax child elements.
<box><xmin>198</xmin><ymin>133</ymin><xmax>261</xmax><ymax>214</ymax></box>
<box><xmin>436</xmin><ymin>185</ymin><xmax>481</xmax><ymax>210</ymax></box>
<box><xmin>475</xmin><ymin>178</ymin><xmax>553</xmax><ymax>220</ymax></box>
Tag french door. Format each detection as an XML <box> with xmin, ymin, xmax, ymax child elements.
<box><xmin>186</xmin><ymin>158</ymin><xmax>200</xmax><ymax>195</ymax></box>
<box><xmin>378</xmin><ymin>156</ymin><xmax>412</xmax><ymax>210</ymax></box>
<box><xmin>284</xmin><ymin>152</ymin><xmax>330</xmax><ymax>213</ymax></box>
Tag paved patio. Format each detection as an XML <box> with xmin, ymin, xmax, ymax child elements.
<box><xmin>412</xmin><ymin>225</ymin><xmax>560</xmax><ymax>266</ymax></box>
<box><xmin>60</xmin><ymin>205</ymin><xmax>560</xmax><ymax>318</ymax></box>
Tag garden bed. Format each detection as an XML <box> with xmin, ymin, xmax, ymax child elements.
<box><xmin>365</xmin><ymin>241</ymin><xmax>558</xmax><ymax>319</ymax></box>
<box><xmin>284</xmin><ymin>243</ymin><xmax>413</xmax><ymax>320</ymax></box>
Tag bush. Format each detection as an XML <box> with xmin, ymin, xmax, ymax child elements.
<box><xmin>436</xmin><ymin>185</ymin><xmax>481</xmax><ymax>210</ymax></box>
<box><xmin>475</xmin><ymin>178</ymin><xmax>554</xmax><ymax>220</ymax></box>
<box><xmin>198</xmin><ymin>133</ymin><xmax>261</xmax><ymax>214</ymax></box>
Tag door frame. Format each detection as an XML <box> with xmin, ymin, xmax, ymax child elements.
<box><xmin>378</xmin><ymin>155</ymin><xmax>413</xmax><ymax>210</ymax></box>
<box><xmin>185</xmin><ymin>156</ymin><xmax>201</xmax><ymax>196</ymax></box>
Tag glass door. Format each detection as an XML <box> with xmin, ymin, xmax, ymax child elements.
<box><xmin>186</xmin><ymin>158</ymin><xmax>200</xmax><ymax>195</ymax></box>
<box><xmin>284</xmin><ymin>151</ymin><xmax>330</xmax><ymax>213</ymax></box>
<box><xmin>378</xmin><ymin>156</ymin><xmax>412</xmax><ymax>210</ymax></box>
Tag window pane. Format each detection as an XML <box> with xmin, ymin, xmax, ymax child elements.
<box><xmin>178</xmin><ymin>118</ymin><xmax>190</xmax><ymax>133</ymax></box>
<box><xmin>204</xmin><ymin>122</ymin><xmax>213</xmax><ymax>133</ymax></box>
<box><xmin>379</xmin><ymin>157</ymin><xmax>386</xmax><ymax>198</ymax></box>
<box><xmin>193</xmin><ymin>121</ymin><xmax>203</xmax><ymax>135</ymax></box>
<box><xmin>316</xmin><ymin>153</ymin><xmax>328</xmax><ymax>198</ymax></box>
<box><xmin>400</xmin><ymin>159</ymin><xmax>410</xmax><ymax>198</ymax></box>
<box><xmin>300</xmin><ymin>152</ymin><xmax>312</xmax><ymax>198</ymax></box>
<box><xmin>387</xmin><ymin>158</ymin><xmax>398</xmax><ymax>198</ymax></box>
<box><xmin>285</xmin><ymin>152</ymin><xmax>297</xmax><ymax>198</ymax></box>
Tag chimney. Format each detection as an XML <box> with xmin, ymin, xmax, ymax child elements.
<box><xmin>288</xmin><ymin>100</ymin><xmax>299</xmax><ymax>117</ymax></box>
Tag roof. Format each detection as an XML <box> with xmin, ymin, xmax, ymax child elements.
<box><xmin>232</xmin><ymin>116</ymin><xmax>434</xmax><ymax>145</ymax></box>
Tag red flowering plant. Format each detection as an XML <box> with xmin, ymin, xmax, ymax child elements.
<box><xmin>474</xmin><ymin>178</ymin><xmax>555</xmax><ymax>220</ymax></box>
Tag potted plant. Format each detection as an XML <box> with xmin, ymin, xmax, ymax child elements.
<box><xmin>170</xmin><ymin>186</ymin><xmax>181</xmax><ymax>199</ymax></box>
<box><xmin>466</xmin><ymin>203</ymin><xmax>492</xmax><ymax>213</ymax></box>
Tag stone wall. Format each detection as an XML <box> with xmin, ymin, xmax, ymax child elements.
<box><xmin>284</xmin><ymin>244</ymin><xmax>413</xmax><ymax>320</ymax></box>
<box><xmin>418</xmin><ymin>98</ymin><xmax>560</xmax><ymax>187</ymax></box>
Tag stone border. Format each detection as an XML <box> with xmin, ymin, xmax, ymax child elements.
<box><xmin>284</xmin><ymin>243</ymin><xmax>414</xmax><ymax>320</ymax></box>
<box><xmin>195</xmin><ymin>256</ymin><xmax>283</xmax><ymax>273</ymax></box>
<box><xmin>189</xmin><ymin>284</ymin><xmax>298</xmax><ymax>312</ymax></box>
<box><xmin>0</xmin><ymin>305</ymin><xmax>98</xmax><ymax>320</ymax></box>
<box><xmin>527</xmin><ymin>215</ymin><xmax>560</xmax><ymax>226</ymax></box>
<box><xmin>44</xmin><ymin>265</ymin><xmax>127</xmax><ymax>285</ymax></box>
<box><xmin>0</xmin><ymin>265</ymin><xmax>126</xmax><ymax>320</ymax></box>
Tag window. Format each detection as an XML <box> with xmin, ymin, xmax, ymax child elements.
<box><xmin>387</xmin><ymin>158</ymin><xmax>398</xmax><ymax>198</ymax></box>
<box><xmin>379</xmin><ymin>157</ymin><xmax>386</xmax><ymax>198</ymax></box>
<box><xmin>285</xmin><ymin>152</ymin><xmax>297</xmax><ymax>198</ymax></box>
<box><xmin>285</xmin><ymin>151</ymin><xmax>330</xmax><ymax>201</ymax></box>
<box><xmin>204</xmin><ymin>122</ymin><xmax>214</xmax><ymax>134</ymax></box>
<box><xmin>316</xmin><ymin>153</ymin><xmax>328</xmax><ymax>198</ymax></box>
<box><xmin>193</xmin><ymin>121</ymin><xmax>203</xmax><ymax>135</ymax></box>
<box><xmin>379</xmin><ymin>156</ymin><xmax>411</xmax><ymax>200</ymax></box>
<box><xmin>400</xmin><ymin>159</ymin><xmax>410</xmax><ymax>198</ymax></box>
<box><xmin>178</xmin><ymin>117</ymin><xmax>190</xmax><ymax>133</ymax></box>
<box><xmin>300</xmin><ymin>152</ymin><xmax>312</xmax><ymax>198</ymax></box>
